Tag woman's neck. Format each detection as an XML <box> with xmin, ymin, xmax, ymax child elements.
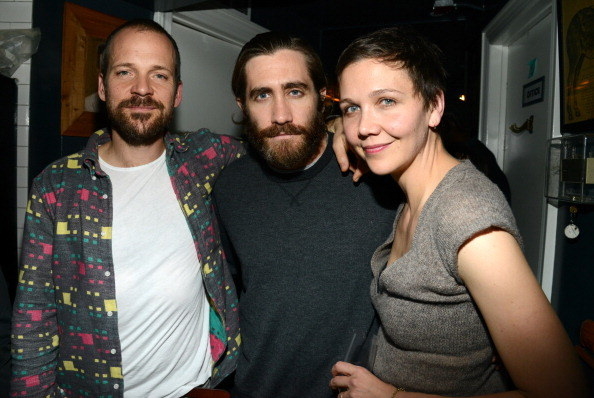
<box><xmin>393</xmin><ymin>133</ymin><xmax>459</xmax><ymax>216</ymax></box>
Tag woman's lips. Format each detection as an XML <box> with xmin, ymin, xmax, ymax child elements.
<box><xmin>362</xmin><ymin>143</ymin><xmax>391</xmax><ymax>154</ymax></box>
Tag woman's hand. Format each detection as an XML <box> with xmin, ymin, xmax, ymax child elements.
<box><xmin>330</xmin><ymin>361</ymin><xmax>396</xmax><ymax>398</ymax></box>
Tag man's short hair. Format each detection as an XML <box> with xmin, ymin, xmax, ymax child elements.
<box><xmin>336</xmin><ymin>26</ymin><xmax>446</xmax><ymax>110</ymax></box>
<box><xmin>99</xmin><ymin>19</ymin><xmax>181</xmax><ymax>86</ymax></box>
<box><xmin>231</xmin><ymin>31</ymin><xmax>327</xmax><ymax>104</ymax></box>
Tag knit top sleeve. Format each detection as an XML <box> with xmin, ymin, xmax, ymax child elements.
<box><xmin>430</xmin><ymin>161</ymin><xmax>521</xmax><ymax>283</ymax></box>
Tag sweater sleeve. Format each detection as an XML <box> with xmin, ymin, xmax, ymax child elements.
<box><xmin>11</xmin><ymin>179</ymin><xmax>61</xmax><ymax>397</ymax></box>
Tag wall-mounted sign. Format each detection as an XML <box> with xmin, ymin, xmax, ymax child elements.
<box><xmin>522</xmin><ymin>76</ymin><xmax>545</xmax><ymax>107</ymax></box>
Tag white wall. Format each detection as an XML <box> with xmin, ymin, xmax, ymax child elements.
<box><xmin>0</xmin><ymin>0</ymin><xmax>33</xmax><ymax>256</ymax></box>
<box><xmin>167</xmin><ymin>9</ymin><xmax>267</xmax><ymax>137</ymax></box>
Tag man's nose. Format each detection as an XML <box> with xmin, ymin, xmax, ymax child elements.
<box><xmin>131</xmin><ymin>75</ymin><xmax>154</xmax><ymax>96</ymax></box>
<box><xmin>271</xmin><ymin>98</ymin><xmax>292</xmax><ymax>124</ymax></box>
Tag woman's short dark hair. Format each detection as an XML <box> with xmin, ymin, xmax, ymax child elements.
<box><xmin>99</xmin><ymin>19</ymin><xmax>181</xmax><ymax>86</ymax></box>
<box><xmin>231</xmin><ymin>31</ymin><xmax>327</xmax><ymax>103</ymax></box>
<box><xmin>336</xmin><ymin>26</ymin><xmax>446</xmax><ymax>110</ymax></box>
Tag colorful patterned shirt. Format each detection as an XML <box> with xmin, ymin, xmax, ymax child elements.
<box><xmin>11</xmin><ymin>128</ymin><xmax>244</xmax><ymax>397</ymax></box>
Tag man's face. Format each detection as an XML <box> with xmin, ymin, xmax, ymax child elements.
<box><xmin>98</xmin><ymin>28</ymin><xmax>182</xmax><ymax>146</ymax></box>
<box><xmin>240</xmin><ymin>49</ymin><xmax>327</xmax><ymax>170</ymax></box>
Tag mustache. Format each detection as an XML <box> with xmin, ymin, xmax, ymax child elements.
<box><xmin>117</xmin><ymin>96</ymin><xmax>165</xmax><ymax>110</ymax></box>
<box><xmin>257</xmin><ymin>123</ymin><xmax>308</xmax><ymax>138</ymax></box>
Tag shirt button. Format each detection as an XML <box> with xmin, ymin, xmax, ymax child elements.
<box><xmin>113</xmin><ymin>384</ymin><xmax>120</xmax><ymax>390</ymax></box>
<box><xmin>102</xmin><ymin>194</ymin><xmax>108</xmax><ymax>199</ymax></box>
<box><xmin>110</xmin><ymin>348</ymin><xmax>117</xmax><ymax>354</ymax></box>
<box><xmin>91</xmin><ymin>176</ymin><xmax>97</xmax><ymax>180</ymax></box>
<box><xmin>107</xmin><ymin>311</ymin><xmax>113</xmax><ymax>316</ymax></box>
<box><xmin>105</xmin><ymin>271</ymin><xmax>111</xmax><ymax>277</ymax></box>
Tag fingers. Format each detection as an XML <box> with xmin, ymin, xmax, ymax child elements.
<box><xmin>352</xmin><ymin>168</ymin><xmax>363</xmax><ymax>183</ymax></box>
<box><xmin>330</xmin><ymin>361</ymin><xmax>353</xmax><ymax>392</ymax></box>
<box><xmin>351</xmin><ymin>158</ymin><xmax>369</xmax><ymax>183</ymax></box>
<box><xmin>330</xmin><ymin>118</ymin><xmax>351</xmax><ymax>173</ymax></box>
<box><xmin>332</xmin><ymin>138</ymin><xmax>351</xmax><ymax>173</ymax></box>
<box><xmin>330</xmin><ymin>374</ymin><xmax>350</xmax><ymax>393</ymax></box>
<box><xmin>331</xmin><ymin>361</ymin><xmax>355</xmax><ymax>375</ymax></box>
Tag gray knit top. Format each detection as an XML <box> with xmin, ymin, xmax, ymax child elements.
<box><xmin>370</xmin><ymin>160</ymin><xmax>521</xmax><ymax>396</ymax></box>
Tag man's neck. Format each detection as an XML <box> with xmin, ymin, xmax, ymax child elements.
<box><xmin>303</xmin><ymin>134</ymin><xmax>328</xmax><ymax>170</ymax></box>
<box><xmin>99</xmin><ymin>131</ymin><xmax>166</xmax><ymax>168</ymax></box>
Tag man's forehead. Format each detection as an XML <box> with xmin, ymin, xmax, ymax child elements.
<box><xmin>245</xmin><ymin>49</ymin><xmax>311</xmax><ymax>87</ymax></box>
<box><xmin>111</xmin><ymin>28</ymin><xmax>174</xmax><ymax>55</ymax></box>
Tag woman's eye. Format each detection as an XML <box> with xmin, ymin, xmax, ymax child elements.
<box><xmin>342</xmin><ymin>105</ymin><xmax>359</xmax><ymax>115</ymax></box>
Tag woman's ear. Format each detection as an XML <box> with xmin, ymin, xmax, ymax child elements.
<box><xmin>429</xmin><ymin>91</ymin><xmax>445</xmax><ymax>128</ymax></box>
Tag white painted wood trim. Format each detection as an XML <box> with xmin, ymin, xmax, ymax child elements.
<box><xmin>172</xmin><ymin>8</ymin><xmax>267</xmax><ymax>46</ymax></box>
<box><xmin>479</xmin><ymin>0</ymin><xmax>559</xmax><ymax>299</ymax></box>
<box><xmin>153</xmin><ymin>11</ymin><xmax>173</xmax><ymax>32</ymax></box>
<box><xmin>480</xmin><ymin>0</ymin><xmax>554</xmax><ymax>162</ymax></box>
<box><xmin>478</xmin><ymin>37</ymin><xmax>508</xmax><ymax>162</ymax></box>
<box><xmin>541</xmin><ymin>3</ymin><xmax>561</xmax><ymax>303</ymax></box>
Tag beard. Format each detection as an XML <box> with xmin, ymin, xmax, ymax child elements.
<box><xmin>106</xmin><ymin>94</ymin><xmax>174</xmax><ymax>146</ymax></box>
<box><xmin>244</xmin><ymin>110</ymin><xmax>327</xmax><ymax>170</ymax></box>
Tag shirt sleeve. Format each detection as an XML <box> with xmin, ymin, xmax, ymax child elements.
<box><xmin>212</xmin><ymin>193</ymin><xmax>242</xmax><ymax>293</ymax></box>
<box><xmin>206</xmin><ymin>130</ymin><xmax>246</xmax><ymax>169</ymax></box>
<box><xmin>11</xmin><ymin>179</ymin><xmax>60</xmax><ymax>397</ymax></box>
<box><xmin>0</xmin><ymin>270</ymin><xmax>11</xmax><ymax>397</ymax></box>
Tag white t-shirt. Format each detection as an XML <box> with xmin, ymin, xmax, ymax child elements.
<box><xmin>101</xmin><ymin>151</ymin><xmax>211</xmax><ymax>397</ymax></box>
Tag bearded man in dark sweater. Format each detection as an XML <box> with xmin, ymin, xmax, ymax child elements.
<box><xmin>213</xmin><ymin>32</ymin><xmax>399</xmax><ymax>398</ymax></box>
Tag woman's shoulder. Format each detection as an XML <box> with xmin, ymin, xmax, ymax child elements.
<box><xmin>425</xmin><ymin>161</ymin><xmax>520</xmax><ymax>274</ymax></box>
<box><xmin>431</xmin><ymin>161</ymin><xmax>509</xmax><ymax>220</ymax></box>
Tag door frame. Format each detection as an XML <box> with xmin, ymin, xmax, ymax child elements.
<box><xmin>155</xmin><ymin>7</ymin><xmax>266</xmax><ymax>47</ymax></box>
<box><xmin>478</xmin><ymin>0</ymin><xmax>559</xmax><ymax>300</ymax></box>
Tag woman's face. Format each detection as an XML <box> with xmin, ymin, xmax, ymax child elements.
<box><xmin>339</xmin><ymin>58</ymin><xmax>443</xmax><ymax>177</ymax></box>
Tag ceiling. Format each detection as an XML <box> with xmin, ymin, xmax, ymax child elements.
<box><xmin>124</xmin><ymin>0</ymin><xmax>508</xmax><ymax>39</ymax></box>
<box><xmin>123</xmin><ymin>0</ymin><xmax>510</xmax><ymax>129</ymax></box>
<box><xmin>123</xmin><ymin>0</ymin><xmax>509</xmax><ymax>78</ymax></box>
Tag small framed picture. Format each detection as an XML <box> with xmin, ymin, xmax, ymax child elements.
<box><xmin>60</xmin><ymin>2</ymin><xmax>124</xmax><ymax>137</ymax></box>
<box><xmin>557</xmin><ymin>0</ymin><xmax>594</xmax><ymax>133</ymax></box>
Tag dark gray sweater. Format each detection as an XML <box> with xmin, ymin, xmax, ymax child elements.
<box><xmin>213</xmin><ymin>135</ymin><xmax>399</xmax><ymax>398</ymax></box>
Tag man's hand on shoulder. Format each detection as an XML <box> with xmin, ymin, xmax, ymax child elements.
<box><xmin>327</xmin><ymin>116</ymin><xmax>368</xmax><ymax>182</ymax></box>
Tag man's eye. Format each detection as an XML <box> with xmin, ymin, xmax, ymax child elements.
<box><xmin>115</xmin><ymin>70</ymin><xmax>131</xmax><ymax>77</ymax></box>
<box><xmin>379</xmin><ymin>98</ymin><xmax>396</xmax><ymax>106</ymax></box>
<box><xmin>288</xmin><ymin>89</ymin><xmax>303</xmax><ymax>96</ymax></box>
<box><xmin>256</xmin><ymin>93</ymin><xmax>270</xmax><ymax>100</ymax></box>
